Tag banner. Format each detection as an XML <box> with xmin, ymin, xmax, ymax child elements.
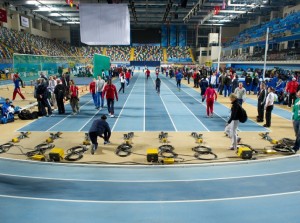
<box><xmin>170</xmin><ymin>25</ymin><xmax>177</xmax><ymax>47</ymax></box>
<box><xmin>0</xmin><ymin>9</ymin><xmax>7</xmax><ymax>23</ymax></box>
<box><xmin>80</xmin><ymin>4</ymin><xmax>130</xmax><ymax>45</ymax></box>
<box><xmin>20</xmin><ymin>16</ymin><xmax>29</xmax><ymax>28</ymax></box>
<box><xmin>161</xmin><ymin>25</ymin><xmax>168</xmax><ymax>47</ymax></box>
<box><xmin>178</xmin><ymin>25</ymin><xmax>187</xmax><ymax>47</ymax></box>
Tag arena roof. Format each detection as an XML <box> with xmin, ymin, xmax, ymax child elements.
<box><xmin>4</xmin><ymin>0</ymin><xmax>298</xmax><ymax>27</ymax></box>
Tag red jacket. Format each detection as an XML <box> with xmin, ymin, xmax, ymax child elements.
<box><xmin>70</xmin><ymin>85</ymin><xmax>79</xmax><ymax>98</ymax></box>
<box><xmin>102</xmin><ymin>84</ymin><xmax>118</xmax><ymax>100</ymax></box>
<box><xmin>146</xmin><ymin>70</ymin><xmax>150</xmax><ymax>76</ymax></box>
<box><xmin>125</xmin><ymin>71</ymin><xmax>131</xmax><ymax>79</ymax></box>
<box><xmin>286</xmin><ymin>80</ymin><xmax>299</xmax><ymax>94</ymax></box>
<box><xmin>204</xmin><ymin>87</ymin><xmax>217</xmax><ymax>101</ymax></box>
<box><xmin>89</xmin><ymin>81</ymin><xmax>96</xmax><ymax>94</ymax></box>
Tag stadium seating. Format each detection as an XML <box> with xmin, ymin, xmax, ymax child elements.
<box><xmin>134</xmin><ymin>46</ymin><xmax>163</xmax><ymax>61</ymax></box>
<box><xmin>223</xmin><ymin>11</ymin><xmax>300</xmax><ymax>49</ymax></box>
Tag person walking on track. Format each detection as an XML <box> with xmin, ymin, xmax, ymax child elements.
<box><xmin>12</xmin><ymin>73</ymin><xmax>25</xmax><ymax>101</ymax></box>
<box><xmin>102</xmin><ymin>79</ymin><xmax>118</xmax><ymax>118</ymax></box>
<box><xmin>204</xmin><ymin>84</ymin><xmax>217</xmax><ymax>118</ymax></box>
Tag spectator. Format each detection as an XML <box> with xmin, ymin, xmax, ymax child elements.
<box><xmin>54</xmin><ymin>79</ymin><xmax>66</xmax><ymax>114</ymax></box>
<box><xmin>69</xmin><ymin>80</ymin><xmax>79</xmax><ymax>115</ymax></box>
<box><xmin>257</xmin><ymin>82</ymin><xmax>267</xmax><ymax>122</ymax></box>
<box><xmin>234</xmin><ymin>83</ymin><xmax>246</xmax><ymax>105</ymax></box>
<box><xmin>36</xmin><ymin>78</ymin><xmax>52</xmax><ymax>117</ymax></box>
<box><xmin>264</xmin><ymin>87</ymin><xmax>275</xmax><ymax>127</ymax></box>
<box><xmin>227</xmin><ymin>93</ymin><xmax>241</xmax><ymax>150</ymax></box>
<box><xmin>89</xmin><ymin>78</ymin><xmax>97</xmax><ymax>108</ymax></box>
<box><xmin>286</xmin><ymin>77</ymin><xmax>299</xmax><ymax>107</ymax></box>
<box><xmin>96</xmin><ymin>75</ymin><xmax>105</xmax><ymax>110</ymax></box>
<box><xmin>292</xmin><ymin>89</ymin><xmax>300</xmax><ymax>153</ymax></box>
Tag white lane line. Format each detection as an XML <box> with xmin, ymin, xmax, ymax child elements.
<box><xmin>163</xmin><ymin>76</ymin><xmax>229</xmax><ymax>123</ymax></box>
<box><xmin>1</xmin><ymin>190</ymin><xmax>300</xmax><ymax>203</ymax></box>
<box><xmin>46</xmin><ymin>98</ymin><xmax>93</xmax><ymax>132</ymax></box>
<box><xmin>160</xmin><ymin>77</ymin><xmax>209</xmax><ymax>132</ymax></box>
<box><xmin>0</xmin><ymin>169</ymin><xmax>299</xmax><ymax>183</ymax></box>
<box><xmin>111</xmin><ymin>73</ymin><xmax>141</xmax><ymax>132</ymax></box>
<box><xmin>164</xmin><ymin>78</ymin><xmax>244</xmax><ymax>131</ymax></box>
<box><xmin>150</xmin><ymin>74</ymin><xmax>177</xmax><ymax>131</ymax></box>
<box><xmin>78</xmin><ymin>108</ymin><xmax>102</xmax><ymax>132</ymax></box>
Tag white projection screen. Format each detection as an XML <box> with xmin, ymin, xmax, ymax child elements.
<box><xmin>80</xmin><ymin>4</ymin><xmax>130</xmax><ymax>45</ymax></box>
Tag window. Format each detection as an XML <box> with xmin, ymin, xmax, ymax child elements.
<box><xmin>201</xmin><ymin>51</ymin><xmax>207</xmax><ymax>56</ymax></box>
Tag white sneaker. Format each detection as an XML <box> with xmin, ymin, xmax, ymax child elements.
<box><xmin>110</xmin><ymin>114</ymin><xmax>115</xmax><ymax>118</ymax></box>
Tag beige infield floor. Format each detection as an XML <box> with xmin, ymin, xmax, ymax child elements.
<box><xmin>0</xmin><ymin>78</ymin><xmax>295</xmax><ymax>164</ymax></box>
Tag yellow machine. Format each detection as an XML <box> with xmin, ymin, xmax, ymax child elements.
<box><xmin>123</xmin><ymin>132</ymin><xmax>134</xmax><ymax>145</ymax></box>
<box><xmin>12</xmin><ymin>131</ymin><xmax>31</xmax><ymax>143</ymax></box>
<box><xmin>83</xmin><ymin>133</ymin><xmax>91</xmax><ymax>145</ymax></box>
<box><xmin>161</xmin><ymin>138</ymin><xmax>168</xmax><ymax>143</ymax></box>
<box><xmin>191</xmin><ymin>132</ymin><xmax>203</xmax><ymax>144</ymax></box>
<box><xmin>147</xmin><ymin>148</ymin><xmax>158</xmax><ymax>162</ymax></box>
<box><xmin>237</xmin><ymin>146</ymin><xmax>253</xmax><ymax>159</ymax></box>
<box><xmin>163</xmin><ymin>158</ymin><xmax>175</xmax><ymax>164</ymax></box>
<box><xmin>259</xmin><ymin>132</ymin><xmax>278</xmax><ymax>144</ymax></box>
<box><xmin>12</xmin><ymin>138</ymin><xmax>20</xmax><ymax>143</ymax></box>
<box><xmin>46</xmin><ymin>132</ymin><xmax>62</xmax><ymax>144</ymax></box>
<box><xmin>263</xmin><ymin>148</ymin><xmax>277</xmax><ymax>154</ymax></box>
<box><xmin>197</xmin><ymin>138</ymin><xmax>203</xmax><ymax>144</ymax></box>
<box><xmin>31</xmin><ymin>154</ymin><xmax>46</xmax><ymax>161</ymax></box>
<box><xmin>159</xmin><ymin>132</ymin><xmax>168</xmax><ymax>143</ymax></box>
<box><xmin>49</xmin><ymin>148</ymin><xmax>65</xmax><ymax>162</ymax></box>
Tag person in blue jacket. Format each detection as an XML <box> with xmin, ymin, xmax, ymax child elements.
<box><xmin>1</xmin><ymin>98</ymin><xmax>14</xmax><ymax>122</ymax></box>
<box><xmin>88</xmin><ymin>115</ymin><xmax>111</xmax><ymax>155</ymax></box>
<box><xmin>176</xmin><ymin>69</ymin><xmax>183</xmax><ymax>91</ymax></box>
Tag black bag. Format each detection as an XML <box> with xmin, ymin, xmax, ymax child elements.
<box><xmin>239</xmin><ymin>106</ymin><xmax>248</xmax><ymax>123</ymax></box>
<box><xmin>18</xmin><ymin>110</ymin><xmax>32</xmax><ymax>120</ymax></box>
<box><xmin>18</xmin><ymin>109</ymin><xmax>39</xmax><ymax>120</ymax></box>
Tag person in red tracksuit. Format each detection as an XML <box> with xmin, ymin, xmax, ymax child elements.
<box><xmin>12</xmin><ymin>73</ymin><xmax>25</xmax><ymax>101</ymax></box>
<box><xmin>102</xmin><ymin>79</ymin><xmax>118</xmax><ymax>118</ymax></box>
<box><xmin>145</xmin><ymin>69</ymin><xmax>150</xmax><ymax>80</ymax></box>
<box><xmin>125</xmin><ymin>70</ymin><xmax>131</xmax><ymax>86</ymax></box>
<box><xmin>286</xmin><ymin>77</ymin><xmax>299</xmax><ymax>107</ymax></box>
<box><xmin>89</xmin><ymin>78</ymin><xmax>97</xmax><ymax>108</ymax></box>
<box><xmin>204</xmin><ymin>84</ymin><xmax>218</xmax><ymax>117</ymax></box>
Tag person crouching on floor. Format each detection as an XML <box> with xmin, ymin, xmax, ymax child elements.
<box><xmin>88</xmin><ymin>115</ymin><xmax>111</xmax><ymax>155</ymax></box>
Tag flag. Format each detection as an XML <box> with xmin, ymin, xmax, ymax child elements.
<box><xmin>0</xmin><ymin>9</ymin><xmax>7</xmax><ymax>23</ymax></box>
<box><xmin>214</xmin><ymin>6</ymin><xmax>220</xmax><ymax>15</ymax></box>
<box><xmin>222</xmin><ymin>0</ymin><xmax>226</xmax><ymax>10</ymax></box>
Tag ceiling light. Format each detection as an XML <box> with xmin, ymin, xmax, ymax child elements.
<box><xmin>67</xmin><ymin>21</ymin><xmax>80</xmax><ymax>24</ymax></box>
<box><xmin>35</xmin><ymin>6</ymin><xmax>57</xmax><ymax>12</ymax></box>
<box><xmin>26</xmin><ymin>1</ymin><xmax>39</xmax><ymax>5</ymax></box>
<box><xmin>49</xmin><ymin>13</ymin><xmax>60</xmax><ymax>16</ymax></box>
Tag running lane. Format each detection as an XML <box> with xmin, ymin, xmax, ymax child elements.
<box><xmin>1</xmin><ymin>156</ymin><xmax>300</xmax><ymax>223</ymax></box>
<box><xmin>163</xmin><ymin>77</ymin><xmax>268</xmax><ymax>132</ymax></box>
<box><xmin>145</xmin><ymin>75</ymin><xmax>175</xmax><ymax>131</ymax></box>
<box><xmin>112</xmin><ymin>72</ymin><xmax>145</xmax><ymax>132</ymax></box>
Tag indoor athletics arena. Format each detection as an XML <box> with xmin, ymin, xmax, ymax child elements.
<box><xmin>1</xmin><ymin>0</ymin><xmax>300</xmax><ymax>222</ymax></box>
